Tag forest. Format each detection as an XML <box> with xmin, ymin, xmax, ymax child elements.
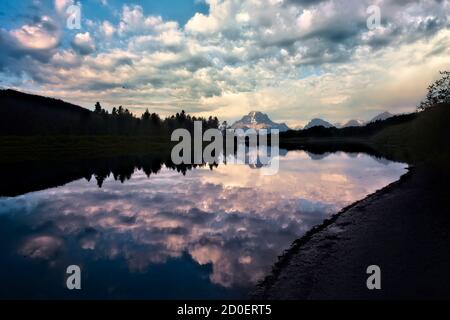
<box><xmin>0</xmin><ymin>89</ymin><xmax>219</xmax><ymax>136</ymax></box>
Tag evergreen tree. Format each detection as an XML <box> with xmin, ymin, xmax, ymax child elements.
<box><xmin>94</xmin><ymin>102</ymin><xmax>102</xmax><ymax>114</ymax></box>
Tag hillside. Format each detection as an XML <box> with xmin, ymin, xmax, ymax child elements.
<box><xmin>0</xmin><ymin>89</ymin><xmax>94</xmax><ymax>135</ymax></box>
<box><xmin>371</xmin><ymin>103</ymin><xmax>450</xmax><ymax>164</ymax></box>
<box><xmin>369</xmin><ymin>111</ymin><xmax>394</xmax><ymax>123</ymax></box>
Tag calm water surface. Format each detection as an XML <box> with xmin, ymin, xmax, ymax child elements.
<box><xmin>0</xmin><ymin>150</ymin><xmax>407</xmax><ymax>299</ymax></box>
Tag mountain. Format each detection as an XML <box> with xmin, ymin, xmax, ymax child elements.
<box><xmin>230</xmin><ymin>111</ymin><xmax>289</xmax><ymax>132</ymax></box>
<box><xmin>342</xmin><ymin>119</ymin><xmax>364</xmax><ymax>127</ymax></box>
<box><xmin>369</xmin><ymin>112</ymin><xmax>394</xmax><ymax>123</ymax></box>
<box><xmin>304</xmin><ymin>118</ymin><xmax>334</xmax><ymax>130</ymax></box>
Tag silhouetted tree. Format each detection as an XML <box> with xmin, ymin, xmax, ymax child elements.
<box><xmin>94</xmin><ymin>102</ymin><xmax>102</xmax><ymax>114</ymax></box>
<box><xmin>418</xmin><ymin>71</ymin><xmax>450</xmax><ymax>111</ymax></box>
<box><xmin>150</xmin><ymin>113</ymin><xmax>161</xmax><ymax>125</ymax></box>
<box><xmin>142</xmin><ymin>109</ymin><xmax>151</xmax><ymax>121</ymax></box>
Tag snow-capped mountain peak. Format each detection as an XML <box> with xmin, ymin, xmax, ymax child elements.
<box><xmin>231</xmin><ymin>111</ymin><xmax>289</xmax><ymax>132</ymax></box>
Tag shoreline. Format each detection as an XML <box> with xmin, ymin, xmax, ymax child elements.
<box><xmin>252</xmin><ymin>165</ymin><xmax>450</xmax><ymax>299</ymax></box>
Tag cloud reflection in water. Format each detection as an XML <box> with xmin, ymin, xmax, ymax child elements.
<box><xmin>0</xmin><ymin>151</ymin><xmax>407</xmax><ymax>296</ymax></box>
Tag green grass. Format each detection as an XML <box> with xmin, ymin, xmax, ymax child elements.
<box><xmin>0</xmin><ymin>135</ymin><xmax>175</xmax><ymax>162</ymax></box>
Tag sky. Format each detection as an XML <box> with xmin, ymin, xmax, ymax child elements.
<box><xmin>0</xmin><ymin>0</ymin><xmax>449</xmax><ymax>127</ymax></box>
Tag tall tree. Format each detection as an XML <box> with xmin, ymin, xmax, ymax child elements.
<box><xmin>142</xmin><ymin>109</ymin><xmax>151</xmax><ymax>121</ymax></box>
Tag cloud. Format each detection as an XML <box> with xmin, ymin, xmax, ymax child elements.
<box><xmin>185</xmin><ymin>0</ymin><xmax>241</xmax><ymax>34</ymax></box>
<box><xmin>0</xmin><ymin>0</ymin><xmax>449</xmax><ymax>124</ymax></box>
<box><xmin>287</xmin><ymin>0</ymin><xmax>330</xmax><ymax>6</ymax></box>
<box><xmin>9</xmin><ymin>16</ymin><xmax>60</xmax><ymax>51</ymax></box>
<box><xmin>19</xmin><ymin>235</ymin><xmax>64</xmax><ymax>260</ymax></box>
<box><xmin>55</xmin><ymin>0</ymin><xmax>73</xmax><ymax>14</ymax></box>
<box><xmin>71</xmin><ymin>32</ymin><xmax>96</xmax><ymax>55</ymax></box>
<box><xmin>185</xmin><ymin>12</ymin><xmax>220</xmax><ymax>34</ymax></box>
<box><xmin>118</xmin><ymin>5</ymin><xmax>169</xmax><ymax>35</ymax></box>
<box><xmin>0</xmin><ymin>14</ymin><xmax>61</xmax><ymax>75</ymax></box>
<box><xmin>101</xmin><ymin>21</ymin><xmax>115</xmax><ymax>38</ymax></box>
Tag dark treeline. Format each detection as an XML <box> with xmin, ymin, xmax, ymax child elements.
<box><xmin>0</xmin><ymin>89</ymin><xmax>219</xmax><ymax>136</ymax></box>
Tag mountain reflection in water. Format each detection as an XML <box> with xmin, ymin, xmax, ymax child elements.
<box><xmin>0</xmin><ymin>150</ymin><xmax>407</xmax><ymax>299</ymax></box>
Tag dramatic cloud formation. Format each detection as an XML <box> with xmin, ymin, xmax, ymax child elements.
<box><xmin>0</xmin><ymin>0</ymin><xmax>449</xmax><ymax>126</ymax></box>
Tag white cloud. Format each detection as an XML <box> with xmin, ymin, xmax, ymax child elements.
<box><xmin>9</xmin><ymin>16</ymin><xmax>59</xmax><ymax>50</ymax></box>
<box><xmin>118</xmin><ymin>5</ymin><xmax>168</xmax><ymax>35</ymax></box>
<box><xmin>55</xmin><ymin>0</ymin><xmax>73</xmax><ymax>14</ymax></box>
<box><xmin>2</xmin><ymin>0</ymin><xmax>449</xmax><ymax>125</ymax></box>
<box><xmin>71</xmin><ymin>32</ymin><xmax>96</xmax><ymax>55</ymax></box>
<box><xmin>185</xmin><ymin>12</ymin><xmax>220</xmax><ymax>34</ymax></box>
<box><xmin>101</xmin><ymin>21</ymin><xmax>116</xmax><ymax>38</ymax></box>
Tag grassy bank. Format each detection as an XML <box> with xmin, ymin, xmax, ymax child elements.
<box><xmin>0</xmin><ymin>135</ymin><xmax>174</xmax><ymax>162</ymax></box>
<box><xmin>371</xmin><ymin>103</ymin><xmax>450</xmax><ymax>165</ymax></box>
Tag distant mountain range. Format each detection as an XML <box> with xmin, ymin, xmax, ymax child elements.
<box><xmin>304</xmin><ymin>118</ymin><xmax>334</xmax><ymax>130</ymax></box>
<box><xmin>303</xmin><ymin>112</ymin><xmax>395</xmax><ymax>130</ymax></box>
<box><xmin>230</xmin><ymin>111</ymin><xmax>289</xmax><ymax>132</ymax></box>
<box><xmin>229</xmin><ymin>110</ymin><xmax>396</xmax><ymax>132</ymax></box>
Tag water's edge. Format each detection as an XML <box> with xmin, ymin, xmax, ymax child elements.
<box><xmin>251</xmin><ymin>166</ymin><xmax>414</xmax><ymax>299</ymax></box>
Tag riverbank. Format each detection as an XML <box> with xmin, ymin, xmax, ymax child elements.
<box><xmin>252</xmin><ymin>164</ymin><xmax>450</xmax><ymax>299</ymax></box>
